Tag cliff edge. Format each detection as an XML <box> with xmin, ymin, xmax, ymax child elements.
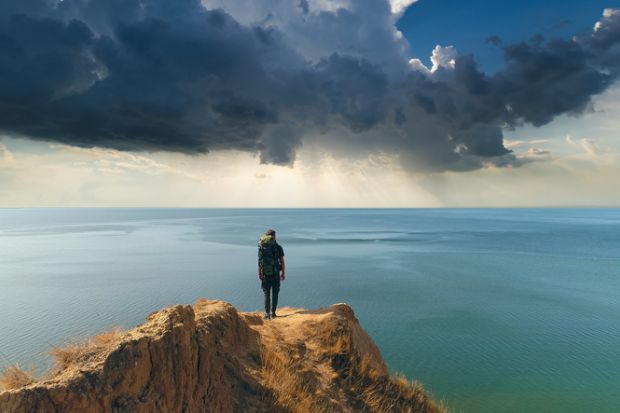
<box><xmin>0</xmin><ymin>300</ymin><xmax>444</xmax><ymax>413</ymax></box>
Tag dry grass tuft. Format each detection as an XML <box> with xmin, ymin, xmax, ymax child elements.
<box><xmin>354</xmin><ymin>355</ymin><xmax>450</xmax><ymax>413</ymax></box>
<box><xmin>260</xmin><ymin>329</ymin><xmax>449</xmax><ymax>413</ymax></box>
<box><xmin>0</xmin><ymin>365</ymin><xmax>36</xmax><ymax>391</ymax></box>
<box><xmin>326</xmin><ymin>320</ymin><xmax>449</xmax><ymax>413</ymax></box>
<box><xmin>261</xmin><ymin>344</ymin><xmax>339</xmax><ymax>413</ymax></box>
<box><xmin>49</xmin><ymin>327</ymin><xmax>124</xmax><ymax>372</ymax></box>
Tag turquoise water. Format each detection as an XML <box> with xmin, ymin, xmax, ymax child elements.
<box><xmin>1</xmin><ymin>208</ymin><xmax>619</xmax><ymax>412</ymax></box>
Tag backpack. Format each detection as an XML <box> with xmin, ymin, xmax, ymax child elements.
<box><xmin>258</xmin><ymin>234</ymin><xmax>280</xmax><ymax>278</ymax></box>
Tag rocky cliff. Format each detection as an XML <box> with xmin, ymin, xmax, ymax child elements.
<box><xmin>0</xmin><ymin>300</ymin><xmax>444</xmax><ymax>413</ymax></box>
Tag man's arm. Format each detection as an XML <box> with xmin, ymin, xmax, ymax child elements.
<box><xmin>280</xmin><ymin>255</ymin><xmax>286</xmax><ymax>280</ymax></box>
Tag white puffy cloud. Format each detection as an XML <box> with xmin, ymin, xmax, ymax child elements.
<box><xmin>503</xmin><ymin>139</ymin><xmax>550</xmax><ymax>149</ymax></box>
<box><xmin>594</xmin><ymin>8</ymin><xmax>620</xmax><ymax>31</ymax></box>
<box><xmin>408</xmin><ymin>45</ymin><xmax>458</xmax><ymax>73</ymax></box>
<box><xmin>430</xmin><ymin>45</ymin><xmax>457</xmax><ymax>71</ymax></box>
<box><xmin>519</xmin><ymin>148</ymin><xmax>552</xmax><ymax>162</ymax></box>
<box><xmin>389</xmin><ymin>0</ymin><xmax>418</xmax><ymax>15</ymax></box>
<box><xmin>580</xmin><ymin>138</ymin><xmax>603</xmax><ymax>156</ymax></box>
<box><xmin>565</xmin><ymin>135</ymin><xmax>604</xmax><ymax>156</ymax></box>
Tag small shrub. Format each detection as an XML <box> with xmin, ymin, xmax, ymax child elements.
<box><xmin>49</xmin><ymin>328</ymin><xmax>124</xmax><ymax>371</ymax></box>
<box><xmin>0</xmin><ymin>365</ymin><xmax>36</xmax><ymax>391</ymax></box>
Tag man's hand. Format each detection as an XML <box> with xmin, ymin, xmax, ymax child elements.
<box><xmin>280</xmin><ymin>272</ymin><xmax>286</xmax><ymax>281</ymax></box>
<box><xmin>259</xmin><ymin>273</ymin><xmax>265</xmax><ymax>280</ymax></box>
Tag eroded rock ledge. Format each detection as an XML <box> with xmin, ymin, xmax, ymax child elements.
<box><xmin>0</xmin><ymin>300</ymin><xmax>444</xmax><ymax>413</ymax></box>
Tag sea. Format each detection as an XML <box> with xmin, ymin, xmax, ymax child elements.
<box><xmin>0</xmin><ymin>208</ymin><xmax>619</xmax><ymax>413</ymax></box>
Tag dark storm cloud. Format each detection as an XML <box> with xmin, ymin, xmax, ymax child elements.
<box><xmin>0</xmin><ymin>1</ymin><xmax>619</xmax><ymax>171</ymax></box>
<box><xmin>258</xmin><ymin>125</ymin><xmax>303</xmax><ymax>165</ymax></box>
<box><xmin>0</xmin><ymin>0</ymin><xmax>291</xmax><ymax>156</ymax></box>
<box><xmin>315</xmin><ymin>54</ymin><xmax>389</xmax><ymax>132</ymax></box>
<box><xmin>298</xmin><ymin>0</ymin><xmax>310</xmax><ymax>16</ymax></box>
<box><xmin>495</xmin><ymin>38</ymin><xmax>612</xmax><ymax>126</ymax></box>
<box><xmin>395</xmin><ymin>8</ymin><xmax>620</xmax><ymax>170</ymax></box>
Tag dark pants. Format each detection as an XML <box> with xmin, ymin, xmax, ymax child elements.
<box><xmin>262</xmin><ymin>277</ymin><xmax>280</xmax><ymax>314</ymax></box>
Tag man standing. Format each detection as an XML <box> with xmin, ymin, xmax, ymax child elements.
<box><xmin>258</xmin><ymin>229</ymin><xmax>285</xmax><ymax>319</ymax></box>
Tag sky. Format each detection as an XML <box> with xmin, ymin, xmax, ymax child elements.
<box><xmin>0</xmin><ymin>0</ymin><xmax>619</xmax><ymax>207</ymax></box>
<box><xmin>399</xmin><ymin>0</ymin><xmax>615</xmax><ymax>73</ymax></box>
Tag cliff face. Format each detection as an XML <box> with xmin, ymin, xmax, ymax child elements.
<box><xmin>0</xmin><ymin>300</ymin><xmax>443</xmax><ymax>413</ymax></box>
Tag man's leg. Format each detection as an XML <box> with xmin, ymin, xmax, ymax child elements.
<box><xmin>262</xmin><ymin>284</ymin><xmax>271</xmax><ymax>316</ymax></box>
<box><xmin>271</xmin><ymin>282</ymin><xmax>280</xmax><ymax>316</ymax></box>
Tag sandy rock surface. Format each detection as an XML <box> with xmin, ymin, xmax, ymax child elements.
<box><xmin>0</xmin><ymin>300</ymin><xmax>442</xmax><ymax>413</ymax></box>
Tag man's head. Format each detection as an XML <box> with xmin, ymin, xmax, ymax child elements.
<box><xmin>266</xmin><ymin>229</ymin><xmax>276</xmax><ymax>239</ymax></box>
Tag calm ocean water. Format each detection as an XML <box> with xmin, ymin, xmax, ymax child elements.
<box><xmin>1</xmin><ymin>208</ymin><xmax>619</xmax><ymax>412</ymax></box>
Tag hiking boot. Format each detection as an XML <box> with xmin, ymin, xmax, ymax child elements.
<box><xmin>264</xmin><ymin>313</ymin><xmax>271</xmax><ymax>320</ymax></box>
<box><xmin>271</xmin><ymin>312</ymin><xmax>277</xmax><ymax>319</ymax></box>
